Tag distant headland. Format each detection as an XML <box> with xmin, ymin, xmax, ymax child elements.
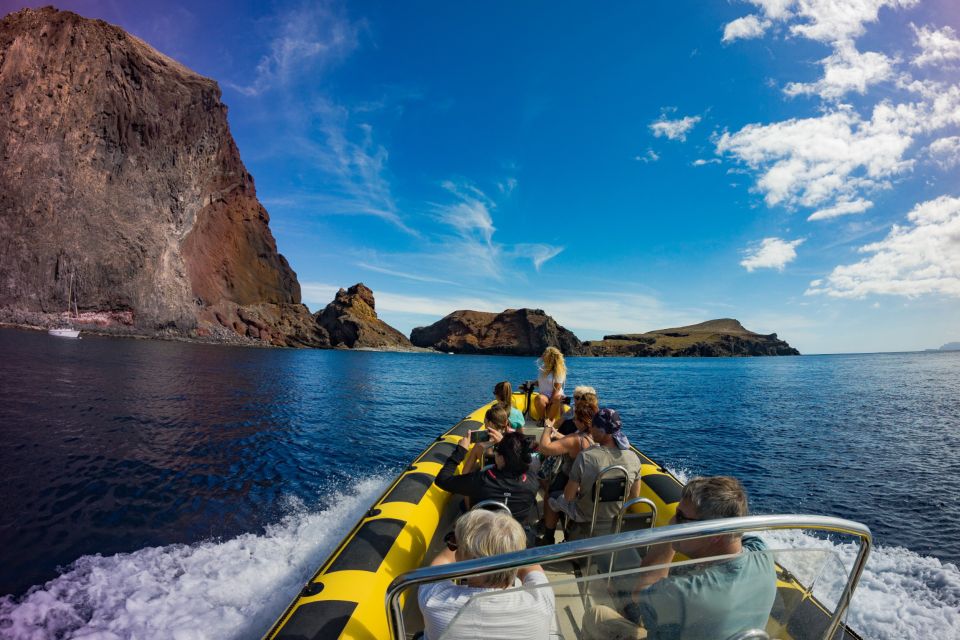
<box><xmin>0</xmin><ymin>8</ymin><xmax>799</xmax><ymax>357</ymax></box>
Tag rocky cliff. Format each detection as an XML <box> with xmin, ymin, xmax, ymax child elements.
<box><xmin>318</xmin><ymin>283</ymin><xmax>413</xmax><ymax>349</ymax></box>
<box><xmin>0</xmin><ymin>7</ymin><xmax>325</xmax><ymax>346</ymax></box>
<box><xmin>584</xmin><ymin>319</ymin><xmax>800</xmax><ymax>356</ymax></box>
<box><xmin>410</xmin><ymin>308</ymin><xmax>586</xmax><ymax>355</ymax></box>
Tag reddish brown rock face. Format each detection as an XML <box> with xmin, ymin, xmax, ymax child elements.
<box><xmin>0</xmin><ymin>7</ymin><xmax>325</xmax><ymax>346</ymax></box>
<box><xmin>410</xmin><ymin>308</ymin><xmax>586</xmax><ymax>356</ymax></box>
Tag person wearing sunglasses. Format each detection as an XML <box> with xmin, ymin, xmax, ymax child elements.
<box><xmin>581</xmin><ymin>476</ymin><xmax>777</xmax><ymax>640</ymax></box>
<box><xmin>418</xmin><ymin>509</ymin><xmax>556</xmax><ymax>640</ymax></box>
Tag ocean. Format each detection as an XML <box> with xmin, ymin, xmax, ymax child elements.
<box><xmin>0</xmin><ymin>327</ymin><xmax>957</xmax><ymax>639</ymax></box>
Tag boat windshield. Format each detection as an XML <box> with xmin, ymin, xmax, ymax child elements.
<box><xmin>388</xmin><ymin>515</ymin><xmax>871</xmax><ymax>640</ymax></box>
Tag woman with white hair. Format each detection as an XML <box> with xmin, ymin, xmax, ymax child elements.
<box><xmin>418</xmin><ymin>509</ymin><xmax>557</xmax><ymax>639</ymax></box>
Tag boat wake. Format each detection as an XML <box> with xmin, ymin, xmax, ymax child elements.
<box><xmin>0</xmin><ymin>476</ymin><xmax>392</xmax><ymax>640</ymax></box>
<box><xmin>1</xmin><ymin>471</ymin><xmax>957</xmax><ymax>640</ymax></box>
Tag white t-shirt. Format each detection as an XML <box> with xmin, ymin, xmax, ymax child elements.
<box><xmin>418</xmin><ymin>570</ymin><xmax>557</xmax><ymax>640</ymax></box>
<box><xmin>538</xmin><ymin>372</ymin><xmax>565</xmax><ymax>400</ymax></box>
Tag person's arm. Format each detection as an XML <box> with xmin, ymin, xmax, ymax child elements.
<box><xmin>562</xmin><ymin>477</ymin><xmax>580</xmax><ymax>500</ymax></box>
<box><xmin>460</xmin><ymin>443</ymin><xmax>485</xmax><ymax>474</ymax></box>
<box><xmin>538</xmin><ymin>427</ymin><xmax>575</xmax><ymax>457</ymax></box>
<box><xmin>434</xmin><ymin>438</ymin><xmax>481</xmax><ymax>497</ymax></box>
<box><xmin>631</xmin><ymin>542</ymin><xmax>674</xmax><ymax>597</ymax></box>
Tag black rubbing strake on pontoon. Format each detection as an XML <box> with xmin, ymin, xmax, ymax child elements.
<box><xmin>643</xmin><ymin>473</ymin><xmax>683</xmax><ymax>503</ymax></box>
<box><xmin>416</xmin><ymin>441</ymin><xmax>457</xmax><ymax>464</ymax></box>
<box><xmin>381</xmin><ymin>473</ymin><xmax>433</xmax><ymax>505</ymax></box>
<box><xmin>274</xmin><ymin>600</ymin><xmax>358</xmax><ymax>640</ymax></box>
<box><xmin>326</xmin><ymin>518</ymin><xmax>405</xmax><ymax>574</ymax></box>
<box><xmin>446</xmin><ymin>419</ymin><xmax>480</xmax><ymax>437</ymax></box>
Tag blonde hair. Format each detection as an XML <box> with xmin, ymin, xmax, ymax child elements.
<box><xmin>573</xmin><ymin>392</ymin><xmax>599</xmax><ymax>424</ymax></box>
<box><xmin>540</xmin><ymin>346</ymin><xmax>567</xmax><ymax>383</ymax></box>
<box><xmin>573</xmin><ymin>386</ymin><xmax>596</xmax><ymax>402</ymax></box>
<box><xmin>455</xmin><ymin>510</ymin><xmax>527</xmax><ymax>587</ymax></box>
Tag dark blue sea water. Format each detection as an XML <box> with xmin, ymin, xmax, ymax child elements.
<box><xmin>0</xmin><ymin>327</ymin><xmax>958</xmax><ymax>639</ymax></box>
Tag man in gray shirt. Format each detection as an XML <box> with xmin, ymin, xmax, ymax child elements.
<box><xmin>582</xmin><ymin>476</ymin><xmax>777</xmax><ymax>639</ymax></box>
<box><xmin>548</xmin><ymin>408</ymin><xmax>642</xmax><ymax>539</ymax></box>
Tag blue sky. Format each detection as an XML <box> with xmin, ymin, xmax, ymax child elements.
<box><xmin>6</xmin><ymin>0</ymin><xmax>960</xmax><ymax>353</ymax></box>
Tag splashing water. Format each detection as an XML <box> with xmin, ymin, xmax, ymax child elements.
<box><xmin>0</xmin><ymin>477</ymin><xmax>391</xmax><ymax>640</ymax></box>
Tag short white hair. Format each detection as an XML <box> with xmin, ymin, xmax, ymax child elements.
<box><xmin>455</xmin><ymin>510</ymin><xmax>527</xmax><ymax>587</ymax></box>
<box><xmin>573</xmin><ymin>385</ymin><xmax>597</xmax><ymax>401</ymax></box>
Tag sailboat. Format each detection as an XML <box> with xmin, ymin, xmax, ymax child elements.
<box><xmin>48</xmin><ymin>272</ymin><xmax>81</xmax><ymax>338</ymax></box>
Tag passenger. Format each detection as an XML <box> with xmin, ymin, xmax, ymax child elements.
<box><xmin>537</xmin><ymin>392</ymin><xmax>599</xmax><ymax>542</ymax></box>
<box><xmin>534</xmin><ymin>346</ymin><xmax>566</xmax><ymax>423</ymax></box>
<box><xmin>556</xmin><ymin>385</ymin><xmax>598</xmax><ymax>435</ymax></box>
<box><xmin>544</xmin><ymin>408</ymin><xmax>642</xmax><ymax>542</ymax></box>
<box><xmin>494</xmin><ymin>380</ymin><xmax>525</xmax><ymax>430</ymax></box>
<box><xmin>434</xmin><ymin>429</ymin><xmax>540</xmax><ymax>525</ymax></box>
<box><xmin>461</xmin><ymin>405</ymin><xmax>514</xmax><ymax>475</ymax></box>
<box><xmin>581</xmin><ymin>476</ymin><xmax>778</xmax><ymax>640</ymax></box>
<box><xmin>418</xmin><ymin>509</ymin><xmax>557</xmax><ymax>640</ymax></box>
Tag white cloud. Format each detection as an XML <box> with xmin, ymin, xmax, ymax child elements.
<box><xmin>356</xmin><ymin>262</ymin><xmax>459</xmax><ymax>285</ymax></box>
<box><xmin>437</xmin><ymin>180</ymin><xmax>497</xmax><ymax>245</ymax></box>
<box><xmin>806</xmin><ymin>195</ymin><xmax>960</xmax><ymax>297</ymax></box>
<box><xmin>723</xmin><ymin>15</ymin><xmax>772</xmax><ymax>43</ymax></box>
<box><xmin>788</xmin><ymin>0</ymin><xmax>918</xmax><ymax>44</ymax></box>
<box><xmin>928</xmin><ymin>136</ymin><xmax>960</xmax><ymax>169</ymax></box>
<box><xmin>784</xmin><ymin>41</ymin><xmax>896</xmax><ymax>100</ymax></box>
<box><xmin>912</xmin><ymin>24</ymin><xmax>960</xmax><ymax>68</ymax></box>
<box><xmin>650</xmin><ymin>115</ymin><xmax>702</xmax><ymax>142</ymax></box>
<box><xmin>724</xmin><ymin>0</ymin><xmax>918</xmax><ymax>45</ymax></box>
<box><xmin>692</xmin><ymin>158</ymin><xmax>721</xmax><ymax>166</ymax></box>
<box><xmin>635</xmin><ymin>149</ymin><xmax>660</xmax><ymax>163</ymax></box>
<box><xmin>808</xmin><ymin>198</ymin><xmax>874</xmax><ymax>220</ymax></box>
<box><xmin>511</xmin><ymin>244</ymin><xmax>564</xmax><ymax>271</ymax></box>
<box><xmin>748</xmin><ymin>0</ymin><xmax>795</xmax><ymax>19</ymax></box>
<box><xmin>741</xmin><ymin>237</ymin><xmax>805</xmax><ymax>272</ymax></box>
<box><xmin>227</xmin><ymin>5</ymin><xmax>358</xmax><ymax>96</ymax></box>
<box><xmin>716</xmin><ymin>103</ymin><xmax>916</xmax><ymax>210</ymax></box>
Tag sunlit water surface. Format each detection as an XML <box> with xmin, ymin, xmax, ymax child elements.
<box><xmin>0</xmin><ymin>328</ymin><xmax>957</xmax><ymax>639</ymax></box>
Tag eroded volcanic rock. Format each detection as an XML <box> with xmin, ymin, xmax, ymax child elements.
<box><xmin>0</xmin><ymin>7</ymin><xmax>326</xmax><ymax>346</ymax></box>
<box><xmin>317</xmin><ymin>283</ymin><xmax>412</xmax><ymax>349</ymax></box>
<box><xmin>411</xmin><ymin>308</ymin><xmax>586</xmax><ymax>356</ymax></box>
<box><xmin>584</xmin><ymin>319</ymin><xmax>800</xmax><ymax>357</ymax></box>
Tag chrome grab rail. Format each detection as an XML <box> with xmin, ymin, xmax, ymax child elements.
<box><xmin>471</xmin><ymin>499</ymin><xmax>512</xmax><ymax>515</ymax></box>
<box><xmin>385</xmin><ymin>514</ymin><xmax>871</xmax><ymax>640</ymax></box>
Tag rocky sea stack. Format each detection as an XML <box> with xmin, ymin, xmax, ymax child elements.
<box><xmin>318</xmin><ymin>283</ymin><xmax>413</xmax><ymax>350</ymax></box>
<box><xmin>0</xmin><ymin>7</ymin><xmax>326</xmax><ymax>346</ymax></box>
<box><xmin>410</xmin><ymin>308</ymin><xmax>586</xmax><ymax>356</ymax></box>
<box><xmin>584</xmin><ymin>319</ymin><xmax>800</xmax><ymax>356</ymax></box>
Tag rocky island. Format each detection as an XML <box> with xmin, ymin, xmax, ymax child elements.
<box><xmin>411</xmin><ymin>308</ymin><xmax>587</xmax><ymax>356</ymax></box>
<box><xmin>584</xmin><ymin>319</ymin><xmax>800</xmax><ymax>357</ymax></box>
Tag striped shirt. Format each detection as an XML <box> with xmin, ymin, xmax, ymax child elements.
<box><xmin>418</xmin><ymin>570</ymin><xmax>557</xmax><ymax>639</ymax></box>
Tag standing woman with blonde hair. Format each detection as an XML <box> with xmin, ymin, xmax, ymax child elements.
<box><xmin>534</xmin><ymin>346</ymin><xmax>567</xmax><ymax>422</ymax></box>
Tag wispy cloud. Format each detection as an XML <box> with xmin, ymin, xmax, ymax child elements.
<box><xmin>741</xmin><ymin>237</ymin><xmax>804</xmax><ymax>272</ymax></box>
<box><xmin>692</xmin><ymin>158</ymin><xmax>721</xmax><ymax>166</ymax></box>
<box><xmin>650</xmin><ymin>112</ymin><xmax>701</xmax><ymax>142</ymax></box>
<box><xmin>807</xmin><ymin>198</ymin><xmax>873</xmax><ymax>221</ymax></box>
<box><xmin>514</xmin><ymin>244</ymin><xmax>565</xmax><ymax>271</ymax></box>
<box><xmin>635</xmin><ymin>148</ymin><xmax>660</xmax><ymax>163</ymax></box>
<box><xmin>723</xmin><ymin>15</ymin><xmax>771</xmax><ymax>43</ymax></box>
<box><xmin>807</xmin><ymin>195</ymin><xmax>960</xmax><ymax>298</ymax></box>
<box><xmin>225</xmin><ymin>4</ymin><xmax>359</xmax><ymax>96</ymax></box>
<box><xmin>356</xmin><ymin>262</ymin><xmax>459</xmax><ymax>285</ymax></box>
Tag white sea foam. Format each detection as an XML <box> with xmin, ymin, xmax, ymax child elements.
<box><xmin>760</xmin><ymin>529</ymin><xmax>960</xmax><ymax>640</ymax></box>
<box><xmin>0</xmin><ymin>476</ymin><xmax>391</xmax><ymax>640</ymax></box>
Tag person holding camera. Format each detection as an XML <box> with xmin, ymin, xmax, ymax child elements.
<box><xmin>433</xmin><ymin>411</ymin><xmax>540</xmax><ymax>525</ymax></box>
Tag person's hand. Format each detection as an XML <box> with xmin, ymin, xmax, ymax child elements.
<box><xmin>458</xmin><ymin>435</ymin><xmax>471</xmax><ymax>450</ymax></box>
<box><xmin>488</xmin><ymin>428</ymin><xmax>504</xmax><ymax>445</ymax></box>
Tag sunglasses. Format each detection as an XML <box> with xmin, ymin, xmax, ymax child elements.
<box><xmin>444</xmin><ymin>530</ymin><xmax>457</xmax><ymax>551</ymax></box>
<box><xmin>674</xmin><ymin>508</ymin><xmax>702</xmax><ymax>523</ymax></box>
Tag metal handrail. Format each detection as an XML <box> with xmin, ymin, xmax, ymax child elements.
<box><xmin>385</xmin><ymin>513</ymin><xmax>872</xmax><ymax>640</ymax></box>
<box><xmin>589</xmin><ymin>464</ymin><xmax>630</xmax><ymax>537</ymax></box>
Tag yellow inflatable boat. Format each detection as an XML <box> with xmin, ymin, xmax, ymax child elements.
<box><xmin>264</xmin><ymin>389</ymin><xmax>870</xmax><ymax>640</ymax></box>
